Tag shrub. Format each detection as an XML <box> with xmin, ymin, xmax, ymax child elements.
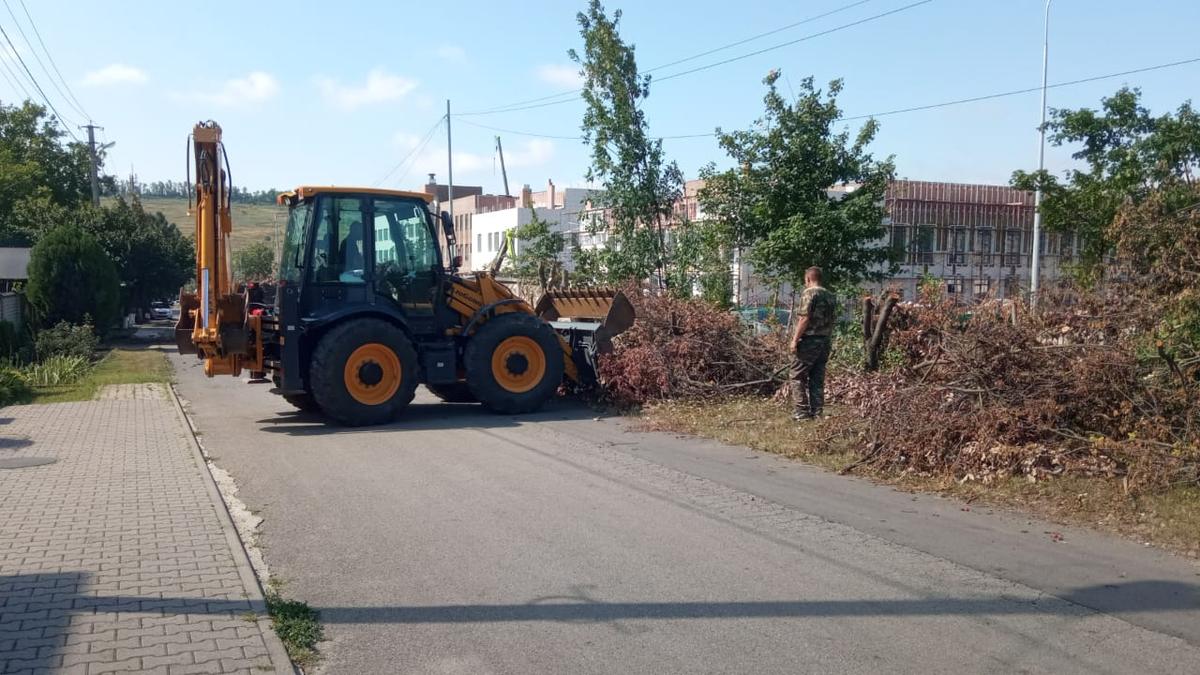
<box><xmin>0</xmin><ymin>366</ymin><xmax>32</xmax><ymax>406</ymax></box>
<box><xmin>23</xmin><ymin>354</ymin><xmax>91</xmax><ymax>387</ymax></box>
<box><xmin>0</xmin><ymin>320</ymin><xmax>32</xmax><ymax>363</ymax></box>
<box><xmin>26</xmin><ymin>223</ymin><xmax>120</xmax><ymax>331</ymax></box>
<box><xmin>35</xmin><ymin>320</ymin><xmax>98</xmax><ymax>360</ymax></box>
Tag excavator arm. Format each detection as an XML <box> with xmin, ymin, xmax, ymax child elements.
<box><xmin>174</xmin><ymin>121</ymin><xmax>257</xmax><ymax>377</ymax></box>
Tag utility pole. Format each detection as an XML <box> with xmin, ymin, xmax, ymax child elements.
<box><xmin>81</xmin><ymin>122</ymin><xmax>103</xmax><ymax>207</ymax></box>
<box><xmin>1030</xmin><ymin>0</ymin><xmax>1052</xmax><ymax>308</ymax></box>
<box><xmin>446</xmin><ymin>100</ymin><xmax>454</xmax><ymax>223</ymax></box>
<box><xmin>495</xmin><ymin>135</ymin><xmax>510</xmax><ymax>197</ymax></box>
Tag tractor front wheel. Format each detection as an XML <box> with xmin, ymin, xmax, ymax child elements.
<box><xmin>309</xmin><ymin>318</ymin><xmax>418</xmax><ymax>426</ymax></box>
<box><xmin>464</xmin><ymin>313</ymin><xmax>563</xmax><ymax>414</ymax></box>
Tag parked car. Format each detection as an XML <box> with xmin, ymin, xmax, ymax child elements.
<box><xmin>150</xmin><ymin>302</ymin><xmax>172</xmax><ymax>320</ymax></box>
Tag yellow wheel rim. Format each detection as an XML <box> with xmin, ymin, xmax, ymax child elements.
<box><xmin>343</xmin><ymin>343</ymin><xmax>402</xmax><ymax>406</ymax></box>
<box><xmin>491</xmin><ymin>336</ymin><xmax>546</xmax><ymax>394</ymax></box>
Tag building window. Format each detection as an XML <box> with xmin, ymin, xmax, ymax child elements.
<box><xmin>973</xmin><ymin>277</ymin><xmax>991</xmax><ymax>296</ymax></box>
<box><xmin>949</xmin><ymin>228</ymin><xmax>968</xmax><ymax>265</ymax></box>
<box><xmin>1061</xmin><ymin>232</ymin><xmax>1075</xmax><ymax>261</ymax></box>
<box><xmin>1004</xmin><ymin>230</ymin><xmax>1023</xmax><ymax>267</ymax></box>
<box><xmin>890</xmin><ymin>225</ymin><xmax>908</xmax><ymax>261</ymax></box>
<box><xmin>914</xmin><ymin>225</ymin><xmax>934</xmax><ymax>265</ymax></box>
<box><xmin>976</xmin><ymin>229</ymin><xmax>993</xmax><ymax>266</ymax></box>
<box><xmin>477</xmin><ymin>233</ymin><xmax>482</xmax><ymax>253</ymax></box>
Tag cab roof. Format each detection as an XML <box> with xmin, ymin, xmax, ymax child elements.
<box><xmin>277</xmin><ymin>186</ymin><xmax>434</xmax><ymax>205</ymax></box>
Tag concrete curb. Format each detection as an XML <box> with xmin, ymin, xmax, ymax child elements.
<box><xmin>166</xmin><ymin>381</ymin><xmax>297</xmax><ymax>674</ymax></box>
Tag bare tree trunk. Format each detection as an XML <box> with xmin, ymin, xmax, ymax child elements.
<box><xmin>865</xmin><ymin>295</ymin><xmax>898</xmax><ymax>372</ymax></box>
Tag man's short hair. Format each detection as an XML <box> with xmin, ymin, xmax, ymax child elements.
<box><xmin>805</xmin><ymin>266</ymin><xmax>823</xmax><ymax>283</ymax></box>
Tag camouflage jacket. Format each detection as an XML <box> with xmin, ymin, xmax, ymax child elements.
<box><xmin>798</xmin><ymin>286</ymin><xmax>837</xmax><ymax>337</ymax></box>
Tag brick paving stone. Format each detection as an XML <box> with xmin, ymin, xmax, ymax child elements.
<box><xmin>0</xmin><ymin>385</ymin><xmax>289</xmax><ymax>674</ymax></box>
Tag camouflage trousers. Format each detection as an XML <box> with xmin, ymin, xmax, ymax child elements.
<box><xmin>790</xmin><ymin>336</ymin><xmax>832</xmax><ymax>418</ymax></box>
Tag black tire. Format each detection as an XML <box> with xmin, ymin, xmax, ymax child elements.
<box><xmin>309</xmin><ymin>318</ymin><xmax>419</xmax><ymax>426</ymax></box>
<box><xmin>426</xmin><ymin>382</ymin><xmax>477</xmax><ymax>403</ymax></box>
<box><xmin>464</xmin><ymin>313</ymin><xmax>564</xmax><ymax>414</ymax></box>
<box><xmin>282</xmin><ymin>393</ymin><xmax>321</xmax><ymax>413</ymax></box>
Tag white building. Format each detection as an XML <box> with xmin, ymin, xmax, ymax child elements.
<box><xmin>468</xmin><ymin>181</ymin><xmax>602</xmax><ymax>271</ymax></box>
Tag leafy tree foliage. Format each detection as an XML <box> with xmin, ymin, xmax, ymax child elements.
<box><xmin>77</xmin><ymin>197</ymin><xmax>194</xmax><ymax>312</ymax></box>
<box><xmin>234</xmin><ymin>241</ymin><xmax>276</xmax><ymax>281</ymax></box>
<box><xmin>1012</xmin><ymin>87</ymin><xmax>1200</xmax><ymax>272</ymax></box>
<box><xmin>507</xmin><ymin>213</ymin><xmax>566</xmax><ymax>291</ymax></box>
<box><xmin>0</xmin><ymin>101</ymin><xmax>94</xmax><ymax>244</ymax></box>
<box><xmin>126</xmin><ymin>179</ymin><xmax>279</xmax><ymax>205</ymax></box>
<box><xmin>26</xmin><ymin>223</ymin><xmax>120</xmax><ymax>330</ymax></box>
<box><xmin>570</xmin><ymin>0</ymin><xmax>684</xmax><ymax>287</ymax></box>
<box><xmin>665</xmin><ymin>219</ymin><xmax>732</xmax><ymax>307</ymax></box>
<box><xmin>699</xmin><ymin>72</ymin><xmax>895</xmax><ymax>292</ymax></box>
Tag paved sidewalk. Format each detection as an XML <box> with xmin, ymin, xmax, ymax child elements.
<box><xmin>0</xmin><ymin>384</ymin><xmax>291</xmax><ymax>674</ymax></box>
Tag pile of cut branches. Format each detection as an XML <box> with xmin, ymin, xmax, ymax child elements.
<box><xmin>839</xmin><ymin>282</ymin><xmax>1199</xmax><ymax>493</ymax></box>
<box><xmin>597</xmin><ymin>292</ymin><xmax>787</xmax><ymax>406</ymax></box>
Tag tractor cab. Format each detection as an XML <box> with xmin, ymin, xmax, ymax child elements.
<box><xmin>276</xmin><ymin>187</ymin><xmax>456</xmax><ymax>336</ymax></box>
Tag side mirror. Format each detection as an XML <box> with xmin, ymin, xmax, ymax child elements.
<box><xmin>439</xmin><ymin>211</ymin><xmax>455</xmax><ymax>243</ymax></box>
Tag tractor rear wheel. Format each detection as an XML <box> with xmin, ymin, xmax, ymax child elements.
<box><xmin>464</xmin><ymin>313</ymin><xmax>563</xmax><ymax>414</ymax></box>
<box><xmin>282</xmin><ymin>393</ymin><xmax>321</xmax><ymax>413</ymax></box>
<box><xmin>425</xmin><ymin>382</ymin><xmax>476</xmax><ymax>403</ymax></box>
<box><xmin>309</xmin><ymin>318</ymin><xmax>418</xmax><ymax>426</ymax></box>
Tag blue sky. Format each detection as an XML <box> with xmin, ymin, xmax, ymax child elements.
<box><xmin>3</xmin><ymin>0</ymin><xmax>1197</xmax><ymax>192</ymax></box>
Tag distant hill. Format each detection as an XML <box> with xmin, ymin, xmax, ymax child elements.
<box><xmin>136</xmin><ymin>197</ymin><xmax>286</xmax><ymax>253</ymax></box>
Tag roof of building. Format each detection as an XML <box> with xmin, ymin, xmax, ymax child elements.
<box><xmin>0</xmin><ymin>247</ymin><xmax>31</xmax><ymax>280</ymax></box>
<box><xmin>277</xmin><ymin>186</ymin><xmax>433</xmax><ymax>204</ymax></box>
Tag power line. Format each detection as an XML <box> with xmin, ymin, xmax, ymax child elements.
<box><xmin>0</xmin><ymin>19</ymin><xmax>79</xmax><ymax>137</ymax></box>
<box><xmin>653</xmin><ymin>0</ymin><xmax>933</xmax><ymax>84</ymax></box>
<box><xmin>457</xmin><ymin>117</ymin><xmax>713</xmax><ymax>141</ymax></box>
<box><xmin>374</xmin><ymin>116</ymin><xmax>445</xmax><ymax>187</ymax></box>
<box><xmin>458</xmin><ymin>0</ymin><xmax>908</xmax><ymax>116</ymax></box>
<box><xmin>0</xmin><ymin>42</ymin><xmax>30</xmax><ymax>99</ymax></box>
<box><xmin>450</xmin><ymin>56</ymin><xmax>1200</xmax><ymax>142</ymax></box>
<box><xmin>13</xmin><ymin>0</ymin><xmax>90</xmax><ymax>119</ymax></box>
<box><xmin>841</xmin><ymin>56</ymin><xmax>1200</xmax><ymax>121</ymax></box>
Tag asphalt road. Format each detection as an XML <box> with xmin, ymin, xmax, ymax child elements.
<box><xmin>170</xmin><ymin>352</ymin><xmax>1200</xmax><ymax>674</ymax></box>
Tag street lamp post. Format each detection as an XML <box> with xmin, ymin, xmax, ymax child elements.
<box><xmin>1030</xmin><ymin>0</ymin><xmax>1052</xmax><ymax>308</ymax></box>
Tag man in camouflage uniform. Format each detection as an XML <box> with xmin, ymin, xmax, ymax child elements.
<box><xmin>789</xmin><ymin>266</ymin><xmax>837</xmax><ymax>421</ymax></box>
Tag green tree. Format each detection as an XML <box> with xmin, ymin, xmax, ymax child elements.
<box><xmin>1012</xmin><ymin>87</ymin><xmax>1200</xmax><ymax>272</ymax></box>
<box><xmin>666</xmin><ymin>219</ymin><xmax>732</xmax><ymax>306</ymax></box>
<box><xmin>0</xmin><ymin>100</ymin><xmax>95</xmax><ymax>244</ymax></box>
<box><xmin>507</xmin><ymin>213</ymin><xmax>566</xmax><ymax>291</ymax></box>
<box><xmin>26</xmin><ymin>223</ymin><xmax>120</xmax><ymax>330</ymax></box>
<box><xmin>699</xmin><ymin>72</ymin><xmax>895</xmax><ymax>292</ymax></box>
<box><xmin>234</xmin><ymin>241</ymin><xmax>276</xmax><ymax>281</ymax></box>
<box><xmin>570</xmin><ymin>0</ymin><xmax>684</xmax><ymax>287</ymax></box>
<box><xmin>78</xmin><ymin>197</ymin><xmax>194</xmax><ymax>315</ymax></box>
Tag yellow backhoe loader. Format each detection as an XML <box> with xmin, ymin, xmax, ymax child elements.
<box><xmin>175</xmin><ymin>121</ymin><xmax>633</xmax><ymax>425</ymax></box>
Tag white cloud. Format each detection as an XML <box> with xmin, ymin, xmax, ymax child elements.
<box><xmin>82</xmin><ymin>63</ymin><xmax>148</xmax><ymax>87</ymax></box>
<box><xmin>174</xmin><ymin>71</ymin><xmax>280</xmax><ymax>107</ymax></box>
<box><xmin>536</xmin><ymin>64</ymin><xmax>583</xmax><ymax>89</ymax></box>
<box><xmin>315</xmin><ymin>68</ymin><xmax>418</xmax><ymax>110</ymax></box>
<box><xmin>435</xmin><ymin>44</ymin><xmax>467</xmax><ymax>64</ymax></box>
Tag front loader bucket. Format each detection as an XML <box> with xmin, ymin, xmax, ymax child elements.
<box><xmin>535</xmin><ymin>288</ymin><xmax>635</xmax><ymax>353</ymax></box>
<box><xmin>174</xmin><ymin>290</ymin><xmax>199</xmax><ymax>355</ymax></box>
<box><xmin>536</xmin><ymin>288</ymin><xmax>636</xmax><ymax>387</ymax></box>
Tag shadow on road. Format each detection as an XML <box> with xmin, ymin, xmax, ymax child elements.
<box><xmin>255</xmin><ymin>398</ymin><xmax>607</xmax><ymax>435</ymax></box>
<box><xmin>3</xmin><ymin>573</ymin><xmax>1196</xmax><ymax>652</ymax></box>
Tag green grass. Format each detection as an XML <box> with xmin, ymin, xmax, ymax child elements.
<box><xmin>130</xmin><ymin>197</ymin><xmax>286</xmax><ymax>254</ymax></box>
<box><xmin>30</xmin><ymin>346</ymin><xmax>172</xmax><ymax>403</ymax></box>
<box><xmin>265</xmin><ymin>578</ymin><xmax>323</xmax><ymax>668</ymax></box>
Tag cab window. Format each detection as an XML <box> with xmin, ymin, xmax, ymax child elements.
<box><xmin>310</xmin><ymin>197</ymin><xmax>367</xmax><ymax>283</ymax></box>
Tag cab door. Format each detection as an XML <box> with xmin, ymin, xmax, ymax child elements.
<box><xmin>304</xmin><ymin>195</ymin><xmax>370</xmax><ymax>315</ymax></box>
<box><xmin>371</xmin><ymin>196</ymin><xmax>441</xmax><ymax>334</ymax></box>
